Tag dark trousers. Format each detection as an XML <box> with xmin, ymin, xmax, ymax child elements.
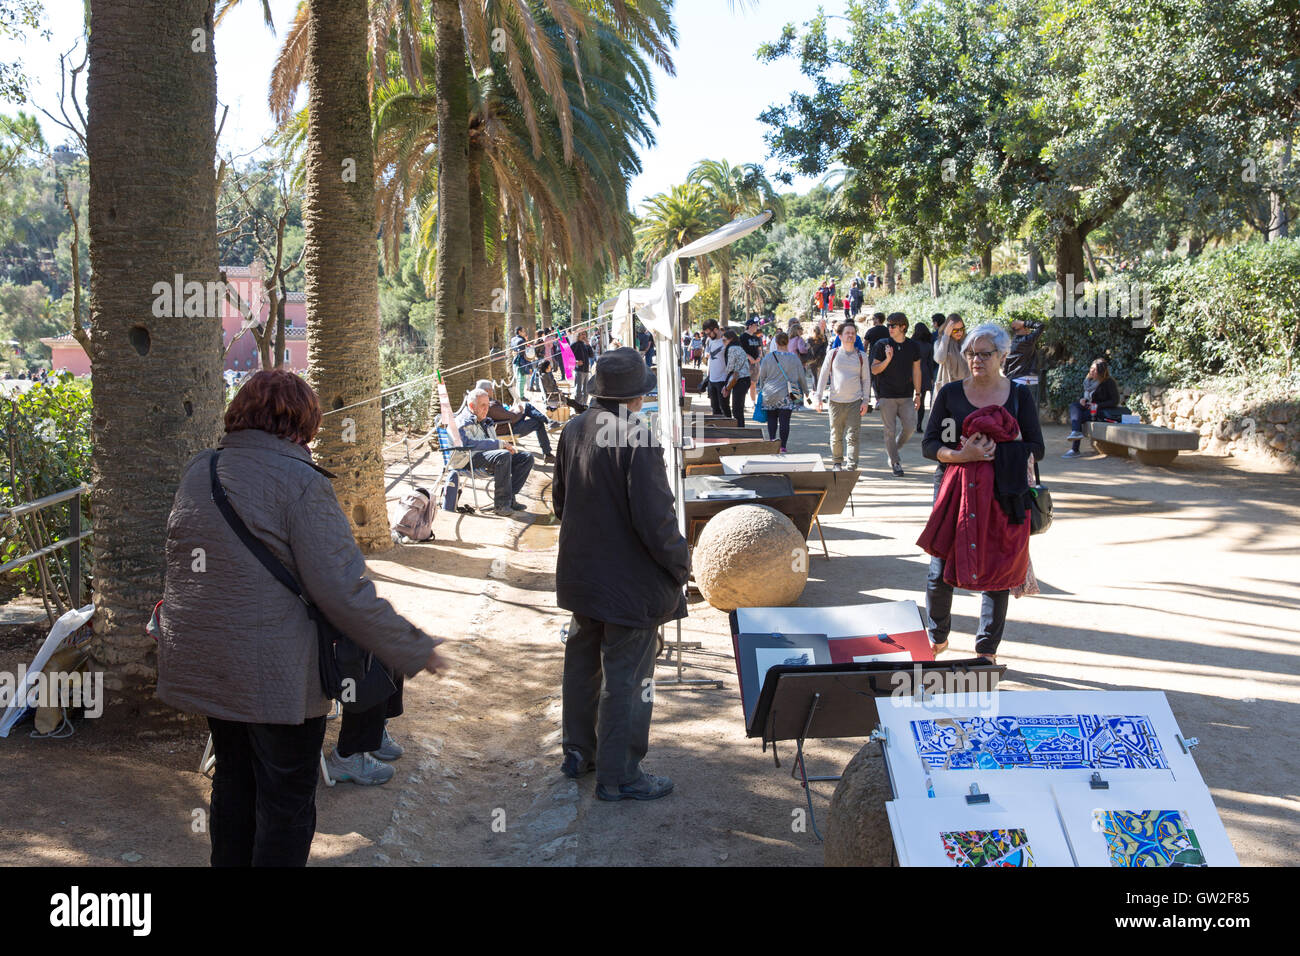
<box><xmin>206</xmin><ymin>715</ymin><xmax>327</xmax><ymax>867</ymax></box>
<box><xmin>708</xmin><ymin>381</ymin><xmax>727</xmax><ymax>416</ymax></box>
<box><xmin>923</xmin><ymin>465</ymin><xmax>1009</xmax><ymax>655</ymax></box>
<box><xmin>511</xmin><ymin>410</ymin><xmax>553</xmax><ymax>457</ymax></box>
<box><xmin>765</xmin><ymin>406</ymin><xmax>793</xmax><ymax>447</ymax></box>
<box><xmin>473</xmin><ymin>448</ymin><xmax>534</xmax><ymax>509</ymax></box>
<box><xmin>561</xmin><ymin>613</ymin><xmax>660</xmax><ymax>788</ymax></box>
<box><xmin>730</xmin><ymin>376</ymin><xmax>750</xmax><ymax>427</ymax></box>
<box><xmin>917</xmin><ymin>388</ymin><xmax>931</xmax><ymax>432</ymax></box>
<box><xmin>337</xmin><ymin>676</ymin><xmax>404</xmax><ymax>757</ymax></box>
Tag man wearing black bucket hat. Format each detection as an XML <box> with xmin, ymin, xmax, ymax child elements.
<box><xmin>552</xmin><ymin>347</ymin><xmax>687</xmax><ymax>801</ymax></box>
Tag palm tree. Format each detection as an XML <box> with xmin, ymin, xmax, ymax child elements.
<box><xmin>300</xmin><ymin>0</ymin><xmax>392</xmax><ymax>552</ymax></box>
<box><xmin>634</xmin><ymin>182</ymin><xmax>716</xmax><ymax>327</ymax></box>
<box><xmin>86</xmin><ymin>0</ymin><xmax>225</xmax><ymax>696</ymax></box>
<box><xmin>687</xmin><ymin>158</ymin><xmax>783</xmax><ymax>323</ymax></box>
<box><xmin>731</xmin><ymin>253</ymin><xmax>779</xmax><ymax>317</ymax></box>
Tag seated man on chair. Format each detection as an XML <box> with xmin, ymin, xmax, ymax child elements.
<box><xmin>539</xmin><ymin>359</ymin><xmax>587</xmax><ymax>414</ymax></box>
<box><xmin>453</xmin><ymin>389</ymin><xmax>535</xmax><ymax>517</ymax></box>
<box><xmin>474</xmin><ymin>378</ymin><xmax>556</xmax><ymax>464</ymax></box>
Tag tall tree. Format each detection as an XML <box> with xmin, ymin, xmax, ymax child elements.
<box><xmin>635</xmin><ymin>182</ymin><xmax>716</xmax><ymax>327</ymax></box>
<box><xmin>86</xmin><ymin>0</ymin><xmax>225</xmax><ymax>697</ymax></box>
<box><xmin>301</xmin><ymin>0</ymin><xmax>391</xmax><ymax>552</ymax></box>
<box><xmin>687</xmin><ymin>158</ymin><xmax>783</xmax><ymax>322</ymax></box>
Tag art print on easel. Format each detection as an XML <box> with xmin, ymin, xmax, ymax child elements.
<box><xmin>887</xmin><ymin>795</ymin><xmax>1074</xmax><ymax>867</ymax></box>
<box><xmin>733</xmin><ymin>633</ymin><xmax>832</xmax><ymax>728</ymax></box>
<box><xmin>1054</xmin><ymin>783</ymin><xmax>1239</xmax><ymax>867</ymax></box>
<box><xmin>911</xmin><ymin>713</ymin><xmax>1169</xmax><ymax>771</ymax></box>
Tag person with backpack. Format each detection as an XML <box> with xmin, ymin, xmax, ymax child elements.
<box><xmin>509</xmin><ymin>326</ymin><xmax>530</xmax><ymax>399</ymax></box>
<box><xmin>814</xmin><ymin>319</ymin><xmax>871</xmax><ymax>470</ymax></box>
<box><xmin>157</xmin><ymin>369</ymin><xmax>446</xmax><ymax>864</ymax></box>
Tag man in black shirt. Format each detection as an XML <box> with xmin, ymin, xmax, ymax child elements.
<box><xmin>739</xmin><ymin>317</ymin><xmax>764</xmax><ymax>400</ymax></box>
<box><xmin>864</xmin><ymin>312</ymin><xmax>889</xmax><ymax>348</ymax></box>
<box><xmin>869</xmin><ymin>312</ymin><xmax>922</xmax><ymax>476</ymax></box>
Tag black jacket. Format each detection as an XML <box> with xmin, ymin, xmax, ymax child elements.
<box><xmin>553</xmin><ymin>401</ymin><xmax>690</xmax><ymax>628</ymax></box>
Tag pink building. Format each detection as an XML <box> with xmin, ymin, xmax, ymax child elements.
<box><xmin>41</xmin><ymin>262</ymin><xmax>309</xmax><ymax>377</ymax></box>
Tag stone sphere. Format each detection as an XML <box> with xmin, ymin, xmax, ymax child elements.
<box><xmin>693</xmin><ymin>504</ymin><xmax>808</xmax><ymax>611</ymax></box>
<box><xmin>823</xmin><ymin>742</ymin><xmax>895</xmax><ymax>867</ymax></box>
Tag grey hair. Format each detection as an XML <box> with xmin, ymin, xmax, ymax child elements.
<box><xmin>474</xmin><ymin>379</ymin><xmax>493</xmax><ymax>392</ymax></box>
<box><xmin>466</xmin><ymin>388</ymin><xmax>491</xmax><ymax>405</ymax></box>
<box><xmin>961</xmin><ymin>322</ymin><xmax>1011</xmax><ymax>357</ymax></box>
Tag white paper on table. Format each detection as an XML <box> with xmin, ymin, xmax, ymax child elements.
<box><xmin>888</xmin><ymin>794</ymin><xmax>1076</xmax><ymax>866</ymax></box>
<box><xmin>877</xmin><ymin>690</ymin><xmax>1201</xmax><ymax>801</ymax></box>
<box><xmin>735</xmin><ymin>601</ymin><xmax>925</xmax><ymax>639</ymax></box>
<box><xmin>0</xmin><ymin>603</ymin><xmax>94</xmax><ymax>737</ymax></box>
<box><xmin>1053</xmin><ymin>781</ymin><xmax>1239</xmax><ymax>867</ymax></box>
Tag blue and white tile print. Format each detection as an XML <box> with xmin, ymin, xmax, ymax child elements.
<box><xmin>911</xmin><ymin>714</ymin><xmax>1169</xmax><ymax>771</ymax></box>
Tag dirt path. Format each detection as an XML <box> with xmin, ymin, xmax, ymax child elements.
<box><xmin>1</xmin><ymin>396</ymin><xmax>1296</xmax><ymax>866</ymax></box>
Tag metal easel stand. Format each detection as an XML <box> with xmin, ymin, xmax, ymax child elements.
<box><xmin>782</xmin><ymin>692</ymin><xmax>841</xmax><ymax>841</ymax></box>
<box><xmin>654</xmin><ymin>618</ymin><xmax>723</xmax><ymax>691</ymax></box>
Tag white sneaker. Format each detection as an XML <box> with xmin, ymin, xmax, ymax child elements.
<box><xmin>1066</xmin><ymin>431</ymin><xmax>1084</xmax><ymax>441</ymax></box>
<box><xmin>1062</xmin><ymin>449</ymin><xmax>1082</xmax><ymax>459</ymax></box>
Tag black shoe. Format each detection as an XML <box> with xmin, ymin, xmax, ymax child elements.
<box><xmin>892</xmin><ymin>464</ymin><xmax>905</xmax><ymax>477</ymax></box>
<box><xmin>543</xmin><ymin>453</ymin><xmax>556</xmax><ymax>464</ymax></box>
<box><xmin>596</xmin><ymin>772</ymin><xmax>674</xmax><ymax>802</ymax></box>
<box><xmin>560</xmin><ymin>749</ymin><xmax>595</xmax><ymax>779</ymax></box>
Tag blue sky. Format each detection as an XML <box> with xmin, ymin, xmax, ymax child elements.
<box><xmin>2</xmin><ymin>0</ymin><xmax>828</xmax><ymax>206</ymax></box>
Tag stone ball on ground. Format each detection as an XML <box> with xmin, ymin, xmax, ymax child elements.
<box><xmin>693</xmin><ymin>503</ymin><xmax>808</xmax><ymax>611</ymax></box>
<box><xmin>823</xmin><ymin>741</ymin><xmax>895</xmax><ymax>867</ymax></box>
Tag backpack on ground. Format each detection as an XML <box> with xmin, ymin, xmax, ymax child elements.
<box><xmin>393</xmin><ymin>487</ymin><xmax>437</xmax><ymax>541</ymax></box>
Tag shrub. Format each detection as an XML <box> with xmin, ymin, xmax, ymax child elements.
<box><xmin>379</xmin><ymin>344</ymin><xmax>438</xmax><ymax>434</ymax></box>
<box><xmin>0</xmin><ymin>373</ymin><xmax>93</xmax><ymax>602</ymax></box>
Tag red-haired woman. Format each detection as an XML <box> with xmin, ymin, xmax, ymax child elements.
<box><xmin>157</xmin><ymin>369</ymin><xmax>447</xmax><ymax>866</ymax></box>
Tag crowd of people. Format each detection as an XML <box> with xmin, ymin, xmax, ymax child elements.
<box><xmin>149</xmin><ymin>298</ymin><xmax>1118</xmax><ymax>867</ymax></box>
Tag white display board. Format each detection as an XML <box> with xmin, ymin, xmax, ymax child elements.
<box><xmin>888</xmin><ymin>795</ymin><xmax>1076</xmax><ymax>867</ymax></box>
<box><xmin>720</xmin><ymin>453</ymin><xmax>824</xmax><ymax>474</ymax></box>
<box><xmin>877</xmin><ymin>690</ymin><xmax>1199</xmax><ymax>801</ymax></box>
<box><xmin>734</xmin><ymin>601</ymin><xmax>926</xmax><ymax>638</ymax></box>
<box><xmin>1053</xmin><ymin>782</ymin><xmax>1240</xmax><ymax>867</ymax></box>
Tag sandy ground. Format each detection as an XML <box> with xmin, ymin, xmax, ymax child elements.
<box><xmin>1</xmin><ymin>389</ymin><xmax>1297</xmax><ymax>866</ymax></box>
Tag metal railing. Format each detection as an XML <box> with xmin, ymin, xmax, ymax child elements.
<box><xmin>0</xmin><ymin>483</ymin><xmax>92</xmax><ymax>609</ymax></box>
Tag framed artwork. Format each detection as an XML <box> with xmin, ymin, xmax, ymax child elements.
<box><xmin>878</xmin><ymin>691</ymin><xmax>1197</xmax><ymax>800</ymax></box>
<box><xmin>1053</xmin><ymin>783</ymin><xmax>1239</xmax><ymax>867</ymax></box>
<box><xmin>887</xmin><ymin>794</ymin><xmax>1076</xmax><ymax>867</ymax></box>
<box><xmin>731</xmin><ymin>602</ymin><xmax>933</xmax><ymax>664</ymax></box>
<box><xmin>733</xmin><ymin>633</ymin><xmax>832</xmax><ymax>728</ymax></box>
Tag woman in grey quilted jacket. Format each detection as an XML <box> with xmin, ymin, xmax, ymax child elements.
<box><xmin>157</xmin><ymin>369</ymin><xmax>446</xmax><ymax>866</ymax></box>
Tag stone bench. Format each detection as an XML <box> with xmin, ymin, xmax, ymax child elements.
<box><xmin>1082</xmin><ymin>420</ymin><xmax>1200</xmax><ymax>466</ymax></box>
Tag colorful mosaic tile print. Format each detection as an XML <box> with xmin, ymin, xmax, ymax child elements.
<box><xmin>940</xmin><ymin>828</ymin><xmax>1035</xmax><ymax>867</ymax></box>
<box><xmin>911</xmin><ymin>714</ymin><xmax>1169</xmax><ymax>771</ymax></box>
<box><xmin>1098</xmin><ymin>810</ymin><xmax>1206</xmax><ymax>867</ymax></box>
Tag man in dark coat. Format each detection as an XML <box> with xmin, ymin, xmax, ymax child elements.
<box><xmin>553</xmin><ymin>347</ymin><xmax>688</xmax><ymax>801</ymax></box>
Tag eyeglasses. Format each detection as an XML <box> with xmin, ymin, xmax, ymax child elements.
<box><xmin>967</xmin><ymin>349</ymin><xmax>998</xmax><ymax>361</ymax></box>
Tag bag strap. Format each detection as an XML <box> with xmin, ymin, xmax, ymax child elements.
<box><xmin>209</xmin><ymin>451</ymin><xmax>312</xmax><ymax>607</ymax></box>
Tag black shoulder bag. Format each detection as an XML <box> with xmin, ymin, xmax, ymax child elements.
<box><xmin>1011</xmin><ymin>384</ymin><xmax>1053</xmax><ymax>535</ymax></box>
<box><xmin>209</xmin><ymin>451</ymin><xmax>397</xmax><ymax>712</ymax></box>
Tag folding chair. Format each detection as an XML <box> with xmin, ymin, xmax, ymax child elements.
<box><xmin>435</xmin><ymin>425</ymin><xmax>496</xmax><ymax>511</ymax></box>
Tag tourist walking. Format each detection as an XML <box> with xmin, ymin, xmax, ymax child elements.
<box><xmin>720</xmin><ymin>328</ymin><xmax>752</xmax><ymax>427</ymax></box>
<box><xmin>756</xmin><ymin>331</ymin><xmax>811</xmax><ymax>453</ymax></box>
<box><xmin>554</xmin><ymin>348</ymin><xmax>688</xmax><ymax>801</ymax></box>
<box><xmin>814</xmin><ymin>319</ymin><xmax>871</xmax><ymax>470</ymax></box>
<box><xmin>702</xmin><ymin>319</ymin><xmax>728</xmax><ymax>416</ymax></box>
<box><xmin>918</xmin><ymin>322</ymin><xmax>1045</xmax><ymax>662</ymax></box>
<box><xmin>933</xmin><ymin>313</ymin><xmax>969</xmax><ymax>391</ymax></box>
<box><xmin>571</xmin><ymin>330</ymin><xmax>595</xmax><ymax>405</ymax></box>
<box><xmin>157</xmin><ymin>369</ymin><xmax>445</xmax><ymax>866</ymax></box>
<box><xmin>870</xmin><ymin>313</ymin><xmax>922</xmax><ymax>476</ymax></box>
<box><xmin>912</xmin><ymin>320</ymin><xmax>935</xmax><ymax>431</ymax></box>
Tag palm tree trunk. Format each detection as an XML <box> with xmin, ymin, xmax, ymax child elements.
<box><xmin>302</xmin><ymin>0</ymin><xmax>391</xmax><ymax>553</ymax></box>
<box><xmin>719</xmin><ymin>272</ymin><xmax>730</xmax><ymax>324</ymax></box>
<box><xmin>467</xmin><ymin>139</ymin><xmax>491</xmax><ymax>384</ymax></box>
<box><xmin>432</xmin><ymin>0</ymin><xmax>475</xmax><ymax>404</ymax></box>
<box><xmin>86</xmin><ymin>0</ymin><xmax>225</xmax><ymax>698</ymax></box>
<box><xmin>504</xmin><ymin>198</ymin><xmax>524</xmax><ymax>337</ymax></box>
<box><xmin>539</xmin><ymin>267</ymin><xmax>553</xmax><ymax>328</ymax></box>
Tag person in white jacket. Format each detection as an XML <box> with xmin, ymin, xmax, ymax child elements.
<box><xmin>814</xmin><ymin>320</ymin><xmax>871</xmax><ymax>470</ymax></box>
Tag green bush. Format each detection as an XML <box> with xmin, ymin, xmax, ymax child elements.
<box><xmin>1137</xmin><ymin>238</ymin><xmax>1300</xmax><ymax>384</ymax></box>
<box><xmin>0</xmin><ymin>373</ymin><xmax>93</xmax><ymax>600</ymax></box>
<box><xmin>380</xmin><ymin>344</ymin><xmax>438</xmax><ymax>434</ymax></box>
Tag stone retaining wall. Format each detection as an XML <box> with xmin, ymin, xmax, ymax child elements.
<box><xmin>1137</xmin><ymin>386</ymin><xmax>1300</xmax><ymax>472</ymax></box>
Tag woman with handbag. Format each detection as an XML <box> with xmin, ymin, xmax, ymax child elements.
<box><xmin>157</xmin><ymin>369</ymin><xmax>447</xmax><ymax>866</ymax></box>
<box><xmin>755</xmin><ymin>331</ymin><xmax>811</xmax><ymax>453</ymax></box>
<box><xmin>918</xmin><ymin>323</ymin><xmax>1045</xmax><ymax>663</ymax></box>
